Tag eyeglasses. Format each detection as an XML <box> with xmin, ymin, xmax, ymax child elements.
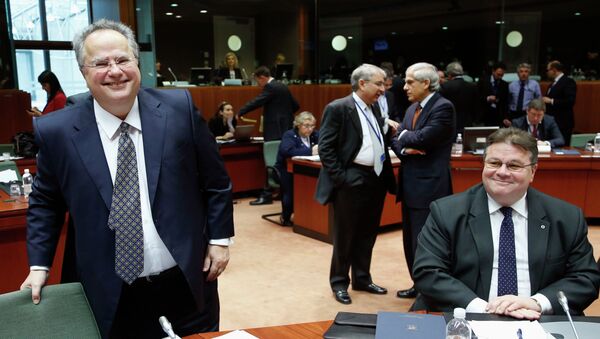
<box><xmin>484</xmin><ymin>159</ymin><xmax>536</xmax><ymax>172</ymax></box>
<box><xmin>367</xmin><ymin>80</ymin><xmax>385</xmax><ymax>87</ymax></box>
<box><xmin>81</xmin><ymin>57</ymin><xmax>136</xmax><ymax>71</ymax></box>
<box><xmin>301</xmin><ymin>124</ymin><xmax>316</xmax><ymax>129</ymax></box>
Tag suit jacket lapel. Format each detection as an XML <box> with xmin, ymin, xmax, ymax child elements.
<box><xmin>414</xmin><ymin>92</ymin><xmax>441</xmax><ymax>130</ymax></box>
<box><xmin>526</xmin><ymin>189</ymin><xmax>549</xmax><ymax>293</ymax></box>
<box><xmin>71</xmin><ymin>98</ymin><xmax>113</xmax><ymax>210</ymax></box>
<box><xmin>347</xmin><ymin>95</ymin><xmax>363</xmax><ymax>136</ymax></box>
<box><xmin>469</xmin><ymin>186</ymin><xmax>494</xmax><ymax>299</ymax></box>
<box><xmin>138</xmin><ymin>89</ymin><xmax>165</xmax><ymax>206</ymax></box>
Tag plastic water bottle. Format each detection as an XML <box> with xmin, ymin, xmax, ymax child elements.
<box><xmin>594</xmin><ymin>133</ymin><xmax>600</xmax><ymax>153</ymax></box>
<box><xmin>446</xmin><ymin>308</ymin><xmax>471</xmax><ymax>339</ymax></box>
<box><xmin>22</xmin><ymin>169</ymin><xmax>33</xmax><ymax>198</ymax></box>
<box><xmin>452</xmin><ymin>133</ymin><xmax>463</xmax><ymax>157</ymax></box>
<box><xmin>281</xmin><ymin>71</ymin><xmax>289</xmax><ymax>85</ymax></box>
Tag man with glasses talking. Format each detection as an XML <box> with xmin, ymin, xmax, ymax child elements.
<box><xmin>411</xmin><ymin>127</ymin><xmax>600</xmax><ymax>318</ymax></box>
<box><xmin>20</xmin><ymin>20</ymin><xmax>234</xmax><ymax>338</ymax></box>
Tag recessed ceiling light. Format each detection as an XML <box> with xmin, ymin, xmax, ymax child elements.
<box><xmin>574</xmin><ymin>12</ymin><xmax>581</xmax><ymax>16</ymax></box>
<box><xmin>176</xmin><ymin>15</ymin><xmax>182</xmax><ymax>18</ymax></box>
<box><xmin>442</xmin><ymin>26</ymin><xmax>448</xmax><ymax>30</ymax></box>
<box><xmin>166</xmin><ymin>12</ymin><xmax>173</xmax><ymax>16</ymax></box>
<box><xmin>135</xmin><ymin>8</ymin><xmax>141</xmax><ymax>12</ymax></box>
<box><xmin>495</xmin><ymin>21</ymin><xmax>504</xmax><ymax>25</ymax></box>
<box><xmin>347</xmin><ymin>36</ymin><xmax>353</xmax><ymax>40</ymax></box>
<box><xmin>391</xmin><ymin>31</ymin><xmax>397</xmax><ymax>35</ymax></box>
<box><xmin>170</xmin><ymin>3</ymin><xmax>178</xmax><ymax>7</ymax></box>
<box><xmin>200</xmin><ymin>9</ymin><xmax>208</xmax><ymax>14</ymax></box>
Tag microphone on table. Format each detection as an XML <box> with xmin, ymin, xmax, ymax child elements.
<box><xmin>167</xmin><ymin>67</ymin><xmax>178</xmax><ymax>84</ymax></box>
<box><xmin>557</xmin><ymin>291</ymin><xmax>580</xmax><ymax>339</ymax></box>
<box><xmin>159</xmin><ymin>316</ymin><xmax>181</xmax><ymax>339</ymax></box>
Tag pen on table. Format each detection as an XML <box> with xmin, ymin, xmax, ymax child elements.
<box><xmin>517</xmin><ymin>328</ymin><xmax>523</xmax><ymax>339</ymax></box>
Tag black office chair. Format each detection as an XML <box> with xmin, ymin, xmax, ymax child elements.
<box><xmin>260</xmin><ymin>140</ymin><xmax>285</xmax><ymax>225</ymax></box>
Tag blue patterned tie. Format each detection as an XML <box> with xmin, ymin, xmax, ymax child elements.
<box><xmin>107</xmin><ymin>122</ymin><xmax>144</xmax><ymax>284</ymax></box>
<box><xmin>497</xmin><ymin>207</ymin><xmax>518</xmax><ymax>296</ymax></box>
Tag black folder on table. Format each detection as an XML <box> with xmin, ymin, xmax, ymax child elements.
<box><xmin>323</xmin><ymin>312</ymin><xmax>377</xmax><ymax>339</ymax></box>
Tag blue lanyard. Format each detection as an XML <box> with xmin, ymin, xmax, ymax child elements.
<box><xmin>353</xmin><ymin>99</ymin><xmax>383</xmax><ymax>146</ymax></box>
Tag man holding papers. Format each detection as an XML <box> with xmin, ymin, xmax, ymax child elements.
<box><xmin>412</xmin><ymin>127</ymin><xmax>600</xmax><ymax>319</ymax></box>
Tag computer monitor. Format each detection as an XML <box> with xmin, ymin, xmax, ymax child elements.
<box><xmin>189</xmin><ymin>67</ymin><xmax>212</xmax><ymax>85</ymax></box>
<box><xmin>275</xmin><ymin>63</ymin><xmax>294</xmax><ymax>80</ymax></box>
<box><xmin>463</xmin><ymin>126</ymin><xmax>500</xmax><ymax>154</ymax></box>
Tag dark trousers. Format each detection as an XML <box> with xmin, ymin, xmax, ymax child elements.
<box><xmin>329</xmin><ymin>166</ymin><xmax>387</xmax><ymax>291</ymax></box>
<box><xmin>279</xmin><ymin>169</ymin><xmax>293</xmax><ymax>221</ymax></box>
<box><xmin>110</xmin><ymin>266</ymin><xmax>219</xmax><ymax>339</ymax></box>
<box><xmin>401</xmin><ymin>205</ymin><xmax>431</xmax><ymax>279</ymax></box>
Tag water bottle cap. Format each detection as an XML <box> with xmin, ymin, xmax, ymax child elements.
<box><xmin>24</xmin><ymin>169</ymin><xmax>30</xmax><ymax>173</ymax></box>
<box><xmin>457</xmin><ymin>133</ymin><xmax>462</xmax><ymax>137</ymax></box>
<box><xmin>453</xmin><ymin>307</ymin><xmax>466</xmax><ymax>318</ymax></box>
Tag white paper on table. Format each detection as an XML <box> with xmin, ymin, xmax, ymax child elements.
<box><xmin>0</xmin><ymin>169</ymin><xmax>19</xmax><ymax>183</ymax></box>
<box><xmin>292</xmin><ymin>155</ymin><xmax>320</xmax><ymax>161</ymax></box>
<box><xmin>213</xmin><ymin>329</ymin><xmax>259</xmax><ymax>339</ymax></box>
<box><xmin>469</xmin><ymin>320</ymin><xmax>555</xmax><ymax>339</ymax></box>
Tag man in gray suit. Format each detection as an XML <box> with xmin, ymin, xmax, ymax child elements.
<box><xmin>413</xmin><ymin>128</ymin><xmax>600</xmax><ymax>318</ymax></box>
<box><xmin>316</xmin><ymin>64</ymin><xmax>396</xmax><ymax>305</ymax></box>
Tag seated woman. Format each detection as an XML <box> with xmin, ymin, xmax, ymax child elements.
<box><xmin>216</xmin><ymin>52</ymin><xmax>242</xmax><ymax>83</ymax></box>
<box><xmin>208</xmin><ymin>101</ymin><xmax>237</xmax><ymax>140</ymax></box>
<box><xmin>274</xmin><ymin>111</ymin><xmax>319</xmax><ymax>226</ymax></box>
<box><xmin>26</xmin><ymin>70</ymin><xmax>67</xmax><ymax>116</ymax></box>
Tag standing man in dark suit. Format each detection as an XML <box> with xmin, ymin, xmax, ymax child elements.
<box><xmin>238</xmin><ymin>66</ymin><xmax>300</xmax><ymax>205</ymax></box>
<box><xmin>543</xmin><ymin>60</ymin><xmax>577</xmax><ymax>146</ymax></box>
<box><xmin>316</xmin><ymin>64</ymin><xmax>396</xmax><ymax>305</ymax></box>
<box><xmin>412</xmin><ymin>128</ymin><xmax>599</xmax><ymax>317</ymax></box>
<box><xmin>478</xmin><ymin>61</ymin><xmax>509</xmax><ymax>127</ymax></box>
<box><xmin>511</xmin><ymin>98</ymin><xmax>565</xmax><ymax>148</ymax></box>
<box><xmin>391</xmin><ymin>62</ymin><xmax>455</xmax><ymax>299</ymax></box>
<box><xmin>20</xmin><ymin>20</ymin><xmax>234</xmax><ymax>338</ymax></box>
<box><xmin>440</xmin><ymin>61</ymin><xmax>479</xmax><ymax>132</ymax></box>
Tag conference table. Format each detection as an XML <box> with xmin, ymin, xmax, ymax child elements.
<box><xmin>290</xmin><ymin>150</ymin><xmax>600</xmax><ymax>243</ymax></box>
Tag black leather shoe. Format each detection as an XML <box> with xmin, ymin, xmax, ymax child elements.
<box><xmin>396</xmin><ymin>287</ymin><xmax>417</xmax><ymax>298</ymax></box>
<box><xmin>249</xmin><ymin>196</ymin><xmax>273</xmax><ymax>205</ymax></box>
<box><xmin>353</xmin><ymin>283</ymin><xmax>387</xmax><ymax>294</ymax></box>
<box><xmin>279</xmin><ymin>216</ymin><xmax>293</xmax><ymax>226</ymax></box>
<box><xmin>333</xmin><ymin>290</ymin><xmax>352</xmax><ymax>304</ymax></box>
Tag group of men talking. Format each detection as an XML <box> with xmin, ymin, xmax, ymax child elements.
<box><xmin>17</xmin><ymin>18</ymin><xmax>600</xmax><ymax>339</ymax></box>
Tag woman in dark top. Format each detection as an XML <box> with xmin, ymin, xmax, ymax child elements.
<box><xmin>274</xmin><ymin>111</ymin><xmax>319</xmax><ymax>226</ymax></box>
<box><xmin>208</xmin><ymin>101</ymin><xmax>237</xmax><ymax>140</ymax></box>
<box><xmin>216</xmin><ymin>52</ymin><xmax>242</xmax><ymax>83</ymax></box>
<box><xmin>26</xmin><ymin>70</ymin><xmax>67</xmax><ymax>116</ymax></box>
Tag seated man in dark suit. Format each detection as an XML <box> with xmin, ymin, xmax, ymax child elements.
<box><xmin>413</xmin><ymin>127</ymin><xmax>600</xmax><ymax>319</ymax></box>
<box><xmin>511</xmin><ymin>98</ymin><xmax>565</xmax><ymax>148</ymax></box>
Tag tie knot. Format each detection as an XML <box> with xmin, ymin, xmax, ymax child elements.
<box><xmin>520</xmin><ymin>81</ymin><xmax>525</xmax><ymax>87</ymax></box>
<box><xmin>119</xmin><ymin>122</ymin><xmax>130</xmax><ymax>135</ymax></box>
<box><xmin>500</xmin><ymin>206</ymin><xmax>512</xmax><ymax>218</ymax></box>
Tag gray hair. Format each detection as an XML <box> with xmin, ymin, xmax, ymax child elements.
<box><xmin>517</xmin><ymin>62</ymin><xmax>532</xmax><ymax>71</ymax></box>
<box><xmin>72</xmin><ymin>19</ymin><xmax>139</xmax><ymax>67</ymax></box>
<box><xmin>527</xmin><ymin>98</ymin><xmax>546</xmax><ymax>112</ymax></box>
<box><xmin>446</xmin><ymin>62</ymin><xmax>464</xmax><ymax>76</ymax></box>
<box><xmin>406</xmin><ymin>62</ymin><xmax>440</xmax><ymax>91</ymax></box>
<box><xmin>350</xmin><ymin>64</ymin><xmax>386</xmax><ymax>92</ymax></box>
<box><xmin>293</xmin><ymin>111</ymin><xmax>316</xmax><ymax>127</ymax></box>
<box><xmin>485</xmin><ymin>127</ymin><xmax>538</xmax><ymax>164</ymax></box>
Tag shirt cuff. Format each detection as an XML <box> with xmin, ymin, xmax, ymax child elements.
<box><xmin>30</xmin><ymin>266</ymin><xmax>50</xmax><ymax>271</ymax></box>
<box><xmin>466</xmin><ymin>297</ymin><xmax>489</xmax><ymax>313</ymax></box>
<box><xmin>397</xmin><ymin>129</ymin><xmax>408</xmax><ymax>141</ymax></box>
<box><xmin>209</xmin><ymin>238</ymin><xmax>233</xmax><ymax>246</ymax></box>
<box><xmin>531</xmin><ymin>294</ymin><xmax>553</xmax><ymax>314</ymax></box>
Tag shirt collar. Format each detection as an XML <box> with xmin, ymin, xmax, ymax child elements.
<box><xmin>94</xmin><ymin>97</ymin><xmax>141</xmax><ymax>140</ymax></box>
<box><xmin>419</xmin><ymin>92</ymin><xmax>435</xmax><ymax>108</ymax></box>
<box><xmin>526</xmin><ymin>116</ymin><xmax>542</xmax><ymax>126</ymax></box>
<box><xmin>554</xmin><ymin>73</ymin><xmax>564</xmax><ymax>83</ymax></box>
<box><xmin>352</xmin><ymin>92</ymin><xmax>370</xmax><ymax>111</ymax></box>
<box><xmin>487</xmin><ymin>192</ymin><xmax>528</xmax><ymax>218</ymax></box>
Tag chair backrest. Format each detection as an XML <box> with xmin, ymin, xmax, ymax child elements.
<box><xmin>0</xmin><ymin>143</ymin><xmax>15</xmax><ymax>156</ymax></box>
<box><xmin>263</xmin><ymin>140</ymin><xmax>282</xmax><ymax>188</ymax></box>
<box><xmin>0</xmin><ymin>160</ymin><xmax>22</xmax><ymax>181</ymax></box>
<box><xmin>570</xmin><ymin>133</ymin><xmax>596</xmax><ymax>148</ymax></box>
<box><xmin>0</xmin><ymin>283</ymin><xmax>101</xmax><ymax>338</ymax></box>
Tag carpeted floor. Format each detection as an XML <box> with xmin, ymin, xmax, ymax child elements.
<box><xmin>216</xmin><ymin>197</ymin><xmax>600</xmax><ymax>331</ymax></box>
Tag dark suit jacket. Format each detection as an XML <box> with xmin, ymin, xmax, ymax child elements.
<box><xmin>440</xmin><ymin>78</ymin><xmax>479</xmax><ymax>131</ymax></box>
<box><xmin>216</xmin><ymin>67</ymin><xmax>242</xmax><ymax>81</ymax></box>
<box><xmin>238</xmin><ymin>80</ymin><xmax>300</xmax><ymax>141</ymax></box>
<box><xmin>478</xmin><ymin>75</ymin><xmax>509</xmax><ymax>126</ymax></box>
<box><xmin>511</xmin><ymin>115</ymin><xmax>565</xmax><ymax>148</ymax></box>
<box><xmin>275</xmin><ymin>128</ymin><xmax>319</xmax><ymax>171</ymax></box>
<box><xmin>413</xmin><ymin>184</ymin><xmax>600</xmax><ymax>314</ymax></box>
<box><xmin>391</xmin><ymin>92</ymin><xmax>455</xmax><ymax>208</ymax></box>
<box><xmin>315</xmin><ymin>94</ymin><xmax>396</xmax><ymax>205</ymax></box>
<box><xmin>545</xmin><ymin>75</ymin><xmax>577</xmax><ymax>131</ymax></box>
<box><xmin>26</xmin><ymin>88</ymin><xmax>234</xmax><ymax>337</ymax></box>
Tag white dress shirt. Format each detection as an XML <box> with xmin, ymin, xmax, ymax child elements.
<box><xmin>352</xmin><ymin>92</ymin><xmax>383</xmax><ymax>166</ymax></box>
<box><xmin>466</xmin><ymin>193</ymin><xmax>553</xmax><ymax>314</ymax></box>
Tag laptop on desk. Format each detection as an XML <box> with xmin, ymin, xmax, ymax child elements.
<box><xmin>234</xmin><ymin>125</ymin><xmax>254</xmax><ymax>141</ymax></box>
